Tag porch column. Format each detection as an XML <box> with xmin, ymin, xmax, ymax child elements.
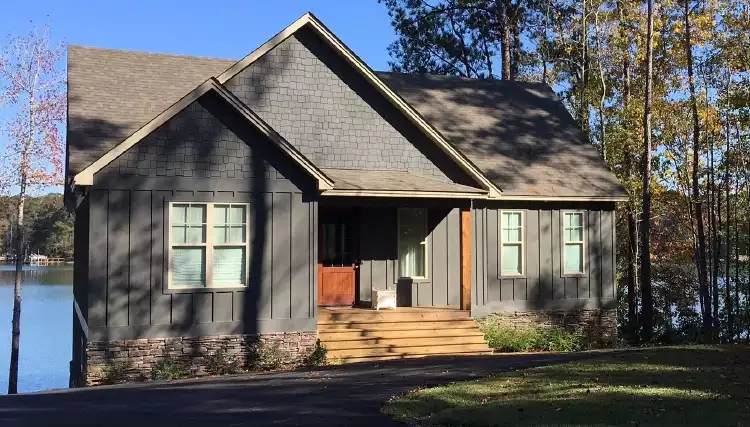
<box><xmin>460</xmin><ymin>207</ymin><xmax>472</xmax><ymax>310</ymax></box>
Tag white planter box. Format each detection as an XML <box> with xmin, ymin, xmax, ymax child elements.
<box><xmin>372</xmin><ymin>289</ymin><xmax>397</xmax><ymax>310</ymax></box>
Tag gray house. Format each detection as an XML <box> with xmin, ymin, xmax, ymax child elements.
<box><xmin>67</xmin><ymin>13</ymin><xmax>626</xmax><ymax>385</ymax></box>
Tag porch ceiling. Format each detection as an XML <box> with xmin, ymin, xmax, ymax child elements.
<box><xmin>320</xmin><ymin>168</ymin><xmax>487</xmax><ymax>198</ymax></box>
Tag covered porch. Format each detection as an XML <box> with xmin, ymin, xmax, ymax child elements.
<box><xmin>315</xmin><ymin>168</ymin><xmax>482</xmax><ymax>311</ymax></box>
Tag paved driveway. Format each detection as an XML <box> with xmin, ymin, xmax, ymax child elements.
<box><xmin>0</xmin><ymin>352</ymin><xmax>596</xmax><ymax>427</ymax></box>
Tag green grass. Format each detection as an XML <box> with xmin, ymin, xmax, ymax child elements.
<box><xmin>383</xmin><ymin>346</ymin><xmax>750</xmax><ymax>426</ymax></box>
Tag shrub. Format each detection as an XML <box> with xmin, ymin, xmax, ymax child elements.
<box><xmin>479</xmin><ymin>318</ymin><xmax>584</xmax><ymax>353</ymax></box>
<box><xmin>303</xmin><ymin>339</ymin><xmax>328</xmax><ymax>367</ymax></box>
<box><xmin>151</xmin><ymin>356</ymin><xmax>189</xmax><ymax>381</ymax></box>
<box><xmin>101</xmin><ymin>361</ymin><xmax>133</xmax><ymax>385</ymax></box>
<box><xmin>204</xmin><ymin>349</ymin><xmax>241</xmax><ymax>376</ymax></box>
<box><xmin>247</xmin><ymin>340</ymin><xmax>284</xmax><ymax>371</ymax></box>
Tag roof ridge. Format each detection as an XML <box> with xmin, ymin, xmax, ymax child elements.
<box><xmin>68</xmin><ymin>44</ymin><xmax>237</xmax><ymax>63</ymax></box>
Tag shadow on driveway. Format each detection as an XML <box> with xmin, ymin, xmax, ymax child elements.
<box><xmin>0</xmin><ymin>352</ymin><xmax>605</xmax><ymax>427</ymax></box>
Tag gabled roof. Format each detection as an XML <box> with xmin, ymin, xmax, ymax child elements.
<box><xmin>67</xmin><ymin>13</ymin><xmax>627</xmax><ymax>201</ymax></box>
<box><xmin>73</xmin><ymin>77</ymin><xmax>335</xmax><ymax>190</ymax></box>
<box><xmin>378</xmin><ymin>73</ymin><xmax>627</xmax><ymax>200</ymax></box>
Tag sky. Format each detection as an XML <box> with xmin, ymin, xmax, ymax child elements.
<box><xmin>1</xmin><ymin>0</ymin><xmax>397</xmax><ymax>69</ymax></box>
<box><xmin>0</xmin><ymin>0</ymin><xmax>398</xmax><ymax>193</ymax></box>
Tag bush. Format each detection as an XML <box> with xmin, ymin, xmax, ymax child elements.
<box><xmin>247</xmin><ymin>340</ymin><xmax>284</xmax><ymax>371</ymax></box>
<box><xmin>479</xmin><ymin>319</ymin><xmax>584</xmax><ymax>353</ymax></box>
<box><xmin>101</xmin><ymin>361</ymin><xmax>133</xmax><ymax>385</ymax></box>
<box><xmin>204</xmin><ymin>349</ymin><xmax>241</xmax><ymax>376</ymax></box>
<box><xmin>303</xmin><ymin>339</ymin><xmax>328</xmax><ymax>366</ymax></box>
<box><xmin>151</xmin><ymin>356</ymin><xmax>189</xmax><ymax>381</ymax></box>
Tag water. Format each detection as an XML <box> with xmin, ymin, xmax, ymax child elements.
<box><xmin>0</xmin><ymin>265</ymin><xmax>72</xmax><ymax>394</ymax></box>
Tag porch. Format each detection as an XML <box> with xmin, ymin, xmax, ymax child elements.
<box><xmin>317</xmin><ymin>307</ymin><xmax>493</xmax><ymax>363</ymax></box>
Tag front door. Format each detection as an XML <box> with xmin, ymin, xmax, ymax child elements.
<box><xmin>318</xmin><ymin>210</ymin><xmax>357</xmax><ymax>306</ymax></box>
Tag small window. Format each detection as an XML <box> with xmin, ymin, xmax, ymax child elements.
<box><xmin>169</xmin><ymin>202</ymin><xmax>248</xmax><ymax>289</ymax></box>
<box><xmin>563</xmin><ymin>212</ymin><xmax>585</xmax><ymax>274</ymax></box>
<box><xmin>398</xmin><ymin>208</ymin><xmax>428</xmax><ymax>279</ymax></box>
<box><xmin>500</xmin><ymin>211</ymin><xmax>524</xmax><ymax>276</ymax></box>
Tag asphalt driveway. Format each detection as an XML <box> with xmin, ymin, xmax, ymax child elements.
<box><xmin>0</xmin><ymin>352</ymin><xmax>598</xmax><ymax>427</ymax></box>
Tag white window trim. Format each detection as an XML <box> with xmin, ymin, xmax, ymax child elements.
<box><xmin>499</xmin><ymin>210</ymin><xmax>525</xmax><ymax>278</ymax></box>
<box><xmin>561</xmin><ymin>210</ymin><xmax>587</xmax><ymax>277</ymax></box>
<box><xmin>397</xmin><ymin>207</ymin><xmax>429</xmax><ymax>280</ymax></box>
<box><xmin>167</xmin><ymin>202</ymin><xmax>250</xmax><ymax>290</ymax></box>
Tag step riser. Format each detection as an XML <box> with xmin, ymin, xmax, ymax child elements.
<box><xmin>318</xmin><ymin>320</ymin><xmax>479</xmax><ymax>331</ymax></box>
<box><xmin>318</xmin><ymin>311</ymin><xmax>469</xmax><ymax>323</ymax></box>
<box><xmin>328</xmin><ymin>343</ymin><xmax>492</xmax><ymax>358</ymax></box>
<box><xmin>319</xmin><ymin>329</ymin><xmax>485</xmax><ymax>340</ymax></box>
<box><xmin>323</xmin><ymin>336</ymin><xmax>488</xmax><ymax>349</ymax></box>
<box><xmin>335</xmin><ymin>352</ymin><xmax>494</xmax><ymax>364</ymax></box>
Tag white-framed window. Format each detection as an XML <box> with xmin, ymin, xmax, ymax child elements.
<box><xmin>563</xmin><ymin>211</ymin><xmax>586</xmax><ymax>275</ymax></box>
<box><xmin>169</xmin><ymin>202</ymin><xmax>248</xmax><ymax>289</ymax></box>
<box><xmin>500</xmin><ymin>211</ymin><xmax>524</xmax><ymax>276</ymax></box>
<box><xmin>398</xmin><ymin>208</ymin><xmax>428</xmax><ymax>279</ymax></box>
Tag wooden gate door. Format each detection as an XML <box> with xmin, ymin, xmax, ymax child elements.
<box><xmin>318</xmin><ymin>211</ymin><xmax>357</xmax><ymax>306</ymax></box>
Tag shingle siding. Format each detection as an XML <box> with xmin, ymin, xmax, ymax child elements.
<box><xmin>111</xmin><ymin>98</ymin><xmax>279</xmax><ymax>180</ymax></box>
<box><xmin>224</xmin><ymin>34</ymin><xmax>450</xmax><ymax>181</ymax></box>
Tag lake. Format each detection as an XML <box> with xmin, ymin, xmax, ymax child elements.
<box><xmin>0</xmin><ymin>265</ymin><xmax>72</xmax><ymax>394</ymax></box>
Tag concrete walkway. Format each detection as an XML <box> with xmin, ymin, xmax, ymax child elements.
<box><xmin>0</xmin><ymin>352</ymin><xmax>599</xmax><ymax>427</ymax></box>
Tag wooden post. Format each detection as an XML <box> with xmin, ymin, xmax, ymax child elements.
<box><xmin>460</xmin><ymin>208</ymin><xmax>472</xmax><ymax>310</ymax></box>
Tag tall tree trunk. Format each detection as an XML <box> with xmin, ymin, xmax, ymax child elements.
<box><xmin>578</xmin><ymin>0</ymin><xmax>588</xmax><ymax>129</ymax></box>
<box><xmin>594</xmin><ymin>8</ymin><xmax>607</xmax><ymax>160</ymax></box>
<box><xmin>8</xmin><ymin>155</ymin><xmax>27</xmax><ymax>395</ymax></box>
<box><xmin>640</xmin><ymin>0</ymin><xmax>655</xmax><ymax>343</ymax></box>
<box><xmin>618</xmin><ymin>0</ymin><xmax>638</xmax><ymax>342</ymax></box>
<box><xmin>726</xmin><ymin>142</ymin><xmax>733</xmax><ymax>341</ymax></box>
<box><xmin>511</xmin><ymin>9</ymin><xmax>521</xmax><ymax>80</ymax></box>
<box><xmin>710</xmin><ymin>137</ymin><xmax>720</xmax><ymax>340</ymax></box>
<box><xmin>684</xmin><ymin>0</ymin><xmax>712</xmax><ymax>342</ymax></box>
<box><xmin>500</xmin><ymin>0</ymin><xmax>512</xmax><ymax>80</ymax></box>
<box><xmin>718</xmin><ymin>130</ymin><xmax>729</xmax><ymax>340</ymax></box>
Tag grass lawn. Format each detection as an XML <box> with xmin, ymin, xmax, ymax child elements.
<box><xmin>383</xmin><ymin>346</ymin><xmax>750</xmax><ymax>426</ymax></box>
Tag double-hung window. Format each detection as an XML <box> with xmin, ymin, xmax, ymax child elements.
<box><xmin>500</xmin><ymin>211</ymin><xmax>524</xmax><ymax>276</ymax></box>
<box><xmin>563</xmin><ymin>212</ymin><xmax>585</xmax><ymax>275</ymax></box>
<box><xmin>398</xmin><ymin>208</ymin><xmax>428</xmax><ymax>279</ymax></box>
<box><xmin>169</xmin><ymin>202</ymin><xmax>248</xmax><ymax>288</ymax></box>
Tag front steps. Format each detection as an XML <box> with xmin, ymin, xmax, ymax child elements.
<box><xmin>317</xmin><ymin>308</ymin><xmax>493</xmax><ymax>363</ymax></box>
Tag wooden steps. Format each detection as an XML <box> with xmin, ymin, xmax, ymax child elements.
<box><xmin>317</xmin><ymin>308</ymin><xmax>493</xmax><ymax>363</ymax></box>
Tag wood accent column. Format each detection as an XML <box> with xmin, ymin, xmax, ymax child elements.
<box><xmin>460</xmin><ymin>208</ymin><xmax>472</xmax><ymax>310</ymax></box>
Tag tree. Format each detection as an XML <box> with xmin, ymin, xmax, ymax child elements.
<box><xmin>639</xmin><ymin>0</ymin><xmax>655</xmax><ymax>343</ymax></box>
<box><xmin>0</xmin><ymin>25</ymin><xmax>65</xmax><ymax>394</ymax></box>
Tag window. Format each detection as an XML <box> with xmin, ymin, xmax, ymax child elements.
<box><xmin>563</xmin><ymin>212</ymin><xmax>585</xmax><ymax>275</ymax></box>
<box><xmin>398</xmin><ymin>208</ymin><xmax>428</xmax><ymax>279</ymax></box>
<box><xmin>500</xmin><ymin>211</ymin><xmax>524</xmax><ymax>276</ymax></box>
<box><xmin>169</xmin><ymin>203</ymin><xmax>248</xmax><ymax>288</ymax></box>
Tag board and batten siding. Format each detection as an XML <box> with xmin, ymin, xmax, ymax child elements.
<box><xmin>83</xmin><ymin>91</ymin><xmax>319</xmax><ymax>342</ymax></box>
<box><xmin>356</xmin><ymin>204</ymin><xmax>462</xmax><ymax>307</ymax></box>
<box><xmin>471</xmin><ymin>202</ymin><xmax>616</xmax><ymax>317</ymax></box>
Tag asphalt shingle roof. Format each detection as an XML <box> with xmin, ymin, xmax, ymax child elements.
<box><xmin>321</xmin><ymin>168</ymin><xmax>486</xmax><ymax>194</ymax></box>
<box><xmin>67</xmin><ymin>46</ymin><xmax>624</xmax><ymax>198</ymax></box>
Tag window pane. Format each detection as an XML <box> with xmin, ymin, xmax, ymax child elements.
<box><xmin>172</xmin><ymin>226</ymin><xmax>186</xmax><ymax>244</ymax></box>
<box><xmin>213</xmin><ymin>247</ymin><xmax>246</xmax><ymax>286</ymax></box>
<box><xmin>566</xmin><ymin>213</ymin><xmax>582</xmax><ymax>227</ymax></box>
<box><xmin>213</xmin><ymin>226</ymin><xmax>228</xmax><ymax>244</ymax></box>
<box><xmin>214</xmin><ymin>205</ymin><xmax>228</xmax><ymax>225</ymax></box>
<box><xmin>186</xmin><ymin>225</ymin><xmax>206</xmax><ymax>244</ymax></box>
<box><xmin>230</xmin><ymin>206</ymin><xmax>246</xmax><ymax>224</ymax></box>
<box><xmin>398</xmin><ymin>209</ymin><xmax>427</xmax><ymax>278</ymax></box>
<box><xmin>228</xmin><ymin>225</ymin><xmax>245</xmax><ymax>243</ymax></box>
<box><xmin>564</xmin><ymin>243</ymin><xmax>583</xmax><ymax>273</ymax></box>
<box><xmin>172</xmin><ymin>205</ymin><xmax>187</xmax><ymax>224</ymax></box>
<box><xmin>566</xmin><ymin>228</ymin><xmax>582</xmax><ymax>242</ymax></box>
<box><xmin>172</xmin><ymin>247</ymin><xmax>205</xmax><ymax>287</ymax></box>
<box><xmin>188</xmin><ymin>205</ymin><xmax>206</xmax><ymax>224</ymax></box>
<box><xmin>504</xmin><ymin>228</ymin><xmax>522</xmax><ymax>243</ymax></box>
<box><xmin>502</xmin><ymin>244</ymin><xmax>522</xmax><ymax>275</ymax></box>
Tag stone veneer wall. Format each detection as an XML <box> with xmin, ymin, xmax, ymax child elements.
<box><xmin>84</xmin><ymin>332</ymin><xmax>317</xmax><ymax>386</ymax></box>
<box><xmin>486</xmin><ymin>309</ymin><xmax>617</xmax><ymax>348</ymax></box>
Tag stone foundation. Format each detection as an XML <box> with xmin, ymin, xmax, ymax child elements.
<box><xmin>84</xmin><ymin>332</ymin><xmax>317</xmax><ymax>386</ymax></box>
<box><xmin>486</xmin><ymin>309</ymin><xmax>617</xmax><ymax>348</ymax></box>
